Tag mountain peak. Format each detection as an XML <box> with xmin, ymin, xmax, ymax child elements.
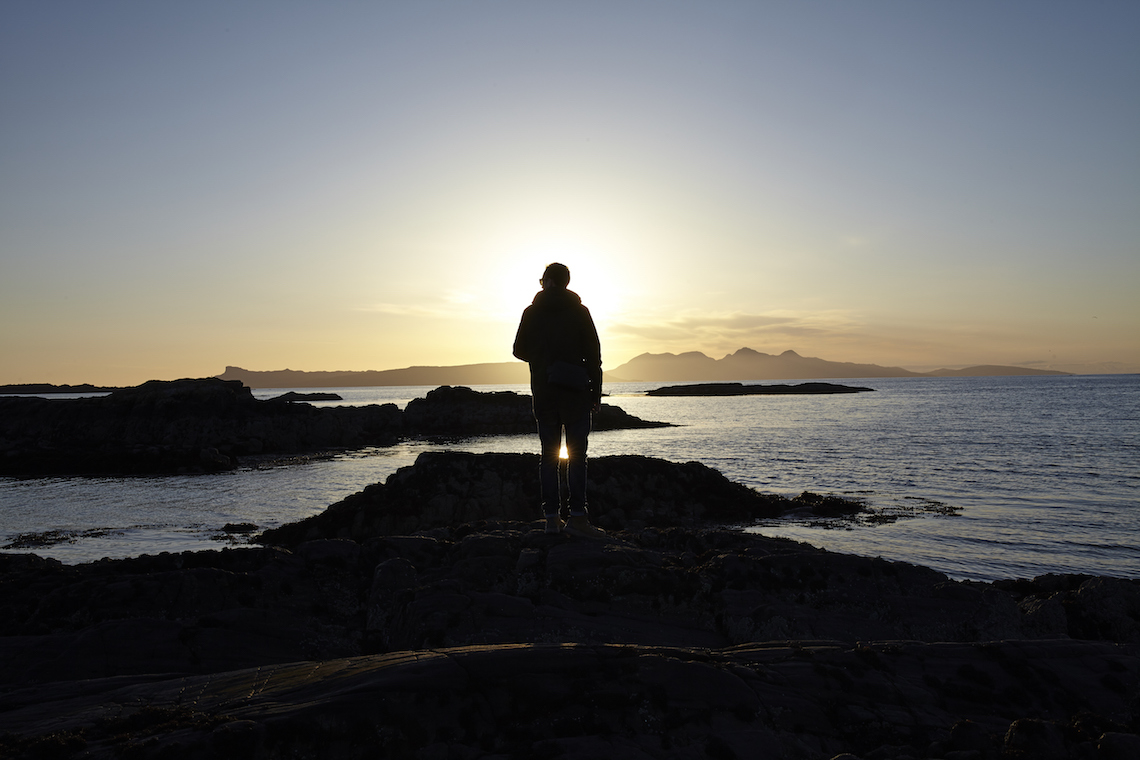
<box><xmin>609</xmin><ymin>347</ymin><xmax>924</xmax><ymax>381</ymax></box>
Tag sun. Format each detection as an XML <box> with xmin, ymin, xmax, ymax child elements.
<box><xmin>491</xmin><ymin>236</ymin><xmax>630</xmax><ymax>326</ymax></box>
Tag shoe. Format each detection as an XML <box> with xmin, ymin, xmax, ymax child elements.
<box><xmin>564</xmin><ymin>515</ymin><xmax>607</xmax><ymax>539</ymax></box>
<box><xmin>544</xmin><ymin>515</ymin><xmax>565</xmax><ymax>534</ymax></box>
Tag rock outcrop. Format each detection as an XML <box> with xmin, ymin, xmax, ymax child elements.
<box><xmin>0</xmin><ymin>378</ymin><xmax>400</xmax><ymax>476</ymax></box>
<box><xmin>0</xmin><ymin>452</ymin><xmax>1136</xmax><ymax>758</ymax></box>
<box><xmin>256</xmin><ymin>451</ymin><xmax>826</xmax><ymax>545</ymax></box>
<box><xmin>1</xmin><ymin>639</ymin><xmax>1135</xmax><ymax>760</ymax></box>
<box><xmin>0</xmin><ymin>380</ymin><xmax>667</xmax><ymax>476</ymax></box>
<box><xmin>269</xmin><ymin>391</ymin><xmax>345</xmax><ymax>402</ymax></box>
<box><xmin>402</xmin><ymin>384</ymin><xmax>669</xmax><ymax>436</ymax></box>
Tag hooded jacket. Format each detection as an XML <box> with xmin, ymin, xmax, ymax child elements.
<box><xmin>512</xmin><ymin>288</ymin><xmax>602</xmax><ymax>402</ymax></box>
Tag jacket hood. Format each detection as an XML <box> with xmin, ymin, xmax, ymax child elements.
<box><xmin>531</xmin><ymin>288</ymin><xmax>583</xmax><ymax>309</ymax></box>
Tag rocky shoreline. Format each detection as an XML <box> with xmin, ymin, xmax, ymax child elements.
<box><xmin>0</xmin><ymin>379</ymin><xmax>669</xmax><ymax>477</ymax></box>
<box><xmin>1</xmin><ymin>451</ymin><xmax>1137</xmax><ymax>759</ymax></box>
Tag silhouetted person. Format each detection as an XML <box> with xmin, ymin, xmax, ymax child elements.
<box><xmin>513</xmin><ymin>262</ymin><xmax>606</xmax><ymax>537</ymax></box>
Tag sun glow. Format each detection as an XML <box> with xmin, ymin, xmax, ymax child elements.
<box><xmin>484</xmin><ymin>235</ymin><xmax>634</xmax><ymax>329</ymax></box>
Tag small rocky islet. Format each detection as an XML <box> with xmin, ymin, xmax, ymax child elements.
<box><xmin>646</xmin><ymin>382</ymin><xmax>874</xmax><ymax>396</ymax></box>
<box><xmin>0</xmin><ymin>380</ymin><xmax>1137</xmax><ymax>758</ymax></box>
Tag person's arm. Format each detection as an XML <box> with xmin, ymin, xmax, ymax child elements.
<box><xmin>512</xmin><ymin>307</ymin><xmax>534</xmax><ymax>362</ymax></box>
<box><xmin>581</xmin><ymin>307</ymin><xmax>603</xmax><ymax>404</ymax></box>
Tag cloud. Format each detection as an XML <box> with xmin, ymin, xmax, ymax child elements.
<box><xmin>356</xmin><ymin>291</ymin><xmax>488</xmax><ymax>319</ymax></box>
<box><xmin>677</xmin><ymin>314</ymin><xmax>798</xmax><ymax>331</ymax></box>
<box><xmin>355</xmin><ymin>303</ymin><xmax>451</xmax><ymax>318</ymax></box>
<box><xmin>608</xmin><ymin>310</ymin><xmax>848</xmax><ymax>346</ymax></box>
<box><xmin>443</xmin><ymin>290</ymin><xmax>476</xmax><ymax>306</ymax></box>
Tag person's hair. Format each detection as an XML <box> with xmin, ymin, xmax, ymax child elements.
<box><xmin>542</xmin><ymin>262</ymin><xmax>570</xmax><ymax>289</ymax></box>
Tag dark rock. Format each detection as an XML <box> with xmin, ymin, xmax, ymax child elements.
<box><xmin>1004</xmin><ymin>718</ymin><xmax>1068</xmax><ymax>759</ymax></box>
<box><xmin>296</xmin><ymin>538</ymin><xmax>363</xmax><ymax>567</ymax></box>
<box><xmin>403</xmin><ymin>384</ymin><xmax>670</xmax><ymax>436</ymax></box>
<box><xmin>1069</xmin><ymin>576</ymin><xmax>1140</xmax><ymax>642</ymax></box>
<box><xmin>0</xmin><ymin>380</ymin><xmax>666</xmax><ymax>476</ymax></box>
<box><xmin>403</xmin><ymin>385</ymin><xmax>537</xmax><ymax>435</ymax></box>
<box><xmin>793</xmin><ymin>490</ymin><xmax>864</xmax><ymax>517</ymax></box>
<box><xmin>1</xmin><ymin>453</ymin><xmax>1138</xmax><ymax>759</ymax></box>
<box><xmin>0</xmin><ymin>378</ymin><xmax>401</xmax><ymax>476</ymax></box>
<box><xmin>994</xmin><ymin>574</ymin><xmax>1140</xmax><ymax>644</ymax></box>
<box><xmin>946</xmin><ymin>719</ymin><xmax>994</xmax><ymax>753</ymax></box>
<box><xmin>256</xmin><ymin>451</ymin><xmax>804</xmax><ymax>546</ymax></box>
<box><xmin>1099</xmin><ymin>732</ymin><xmax>1140</xmax><ymax>760</ymax></box>
<box><xmin>0</xmin><ymin>640</ymin><xmax>1135</xmax><ymax>760</ymax></box>
<box><xmin>221</xmin><ymin>522</ymin><xmax>258</xmax><ymax>534</ymax></box>
<box><xmin>270</xmin><ymin>391</ymin><xmax>345</xmax><ymax>402</ymax></box>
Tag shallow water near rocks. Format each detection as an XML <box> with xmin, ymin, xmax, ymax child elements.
<box><xmin>1</xmin><ymin>375</ymin><xmax>1137</xmax><ymax>582</ymax></box>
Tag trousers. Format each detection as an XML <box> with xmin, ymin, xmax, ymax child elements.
<box><xmin>534</xmin><ymin>388</ymin><xmax>592</xmax><ymax>516</ymax></box>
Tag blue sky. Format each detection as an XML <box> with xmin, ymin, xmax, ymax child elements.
<box><xmin>2</xmin><ymin>1</ymin><xmax>1137</xmax><ymax>384</ymax></box>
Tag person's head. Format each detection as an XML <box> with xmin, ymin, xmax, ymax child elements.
<box><xmin>541</xmin><ymin>262</ymin><xmax>570</xmax><ymax>290</ymax></box>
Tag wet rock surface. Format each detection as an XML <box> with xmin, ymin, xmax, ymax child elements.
<box><xmin>0</xmin><ymin>379</ymin><xmax>667</xmax><ymax>476</ymax></box>
<box><xmin>1</xmin><ymin>452</ymin><xmax>1137</xmax><ymax>758</ymax></box>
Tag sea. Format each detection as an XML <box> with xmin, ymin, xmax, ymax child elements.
<box><xmin>1</xmin><ymin>375</ymin><xmax>1137</xmax><ymax>583</ymax></box>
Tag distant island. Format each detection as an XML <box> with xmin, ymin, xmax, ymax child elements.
<box><xmin>216</xmin><ymin>348</ymin><xmax>1068</xmax><ymax>389</ymax></box>
<box><xmin>217</xmin><ymin>363</ymin><xmax>530</xmax><ymax>389</ymax></box>
<box><xmin>0</xmin><ymin>383</ymin><xmax>121</xmax><ymax>394</ymax></box>
<box><xmin>608</xmin><ymin>348</ymin><xmax>1071</xmax><ymax>382</ymax></box>
<box><xmin>647</xmin><ymin>382</ymin><xmax>874</xmax><ymax>396</ymax></box>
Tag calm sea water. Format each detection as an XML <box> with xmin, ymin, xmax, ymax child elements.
<box><xmin>1</xmin><ymin>375</ymin><xmax>1136</xmax><ymax>582</ymax></box>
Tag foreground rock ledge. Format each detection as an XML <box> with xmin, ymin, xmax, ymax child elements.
<box><xmin>1</xmin><ymin>640</ymin><xmax>1136</xmax><ymax>760</ymax></box>
<box><xmin>1</xmin><ymin>452</ymin><xmax>1137</xmax><ymax>759</ymax></box>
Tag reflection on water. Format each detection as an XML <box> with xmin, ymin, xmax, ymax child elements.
<box><xmin>2</xmin><ymin>376</ymin><xmax>1138</xmax><ymax>581</ymax></box>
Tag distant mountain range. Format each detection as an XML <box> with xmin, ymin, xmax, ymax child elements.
<box><xmin>217</xmin><ymin>363</ymin><xmax>531</xmax><ymax>389</ymax></box>
<box><xmin>0</xmin><ymin>383</ymin><xmax>122</xmax><ymax>394</ymax></box>
<box><xmin>218</xmin><ymin>349</ymin><xmax>1067</xmax><ymax>389</ymax></box>
<box><xmin>607</xmin><ymin>349</ymin><xmax>1070</xmax><ymax>381</ymax></box>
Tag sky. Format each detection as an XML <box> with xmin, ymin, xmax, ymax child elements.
<box><xmin>2</xmin><ymin>1</ymin><xmax>1138</xmax><ymax>386</ymax></box>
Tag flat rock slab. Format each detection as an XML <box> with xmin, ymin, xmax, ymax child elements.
<box><xmin>1</xmin><ymin>639</ymin><xmax>1136</xmax><ymax>759</ymax></box>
